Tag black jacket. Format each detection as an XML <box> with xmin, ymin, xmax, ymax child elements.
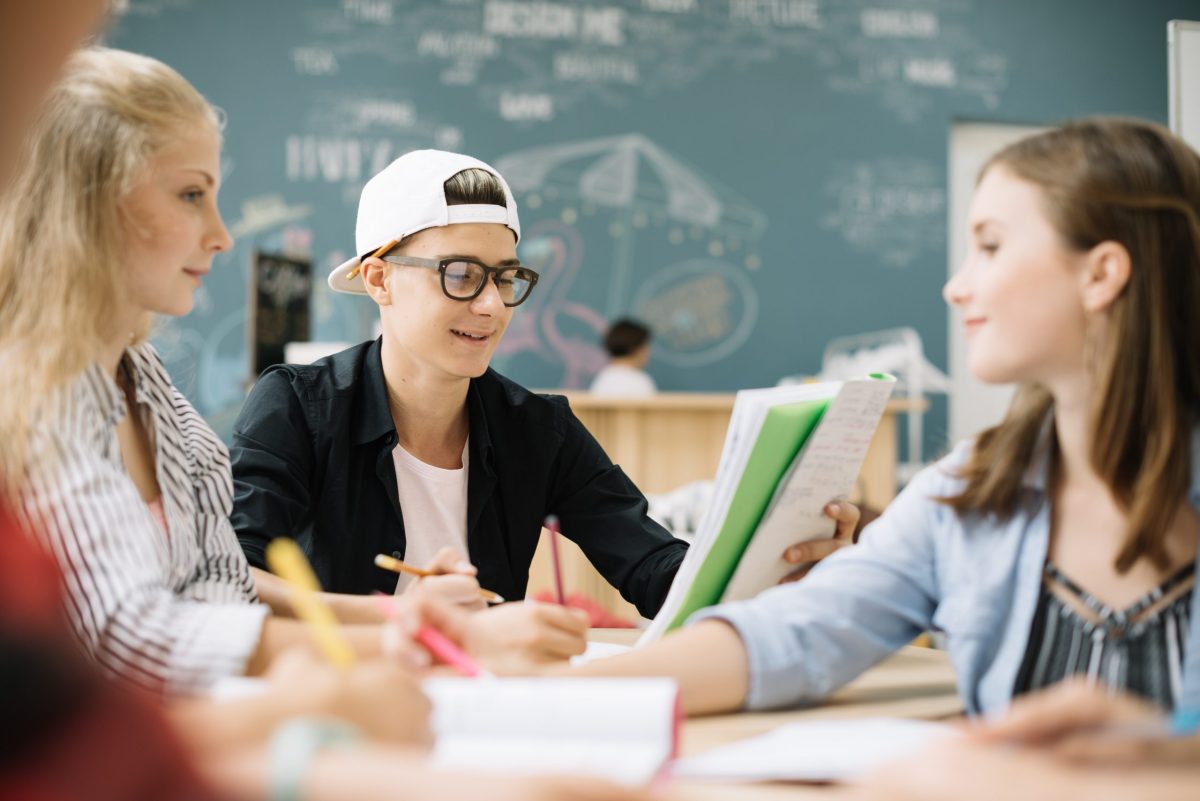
<box><xmin>230</xmin><ymin>338</ymin><xmax>687</xmax><ymax>618</ymax></box>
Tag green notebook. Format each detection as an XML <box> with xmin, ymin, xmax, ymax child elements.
<box><xmin>666</xmin><ymin>400</ymin><xmax>829</xmax><ymax>630</ymax></box>
<box><xmin>638</xmin><ymin>375</ymin><xmax>897</xmax><ymax>645</ymax></box>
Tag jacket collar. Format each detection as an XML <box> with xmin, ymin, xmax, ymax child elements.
<box><xmin>350</xmin><ymin>337</ymin><xmax>497</xmax><ymax>472</ymax></box>
<box><xmin>351</xmin><ymin>338</ymin><xmax>399</xmax><ymax>447</ymax></box>
<box><xmin>465</xmin><ymin>374</ymin><xmax>496</xmax><ymax>478</ymax></box>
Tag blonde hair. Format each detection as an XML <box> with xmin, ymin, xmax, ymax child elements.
<box><xmin>942</xmin><ymin>118</ymin><xmax>1200</xmax><ymax>572</ymax></box>
<box><xmin>0</xmin><ymin>47</ymin><xmax>220</xmax><ymax>487</ymax></box>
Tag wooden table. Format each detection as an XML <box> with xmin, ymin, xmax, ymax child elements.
<box><xmin>589</xmin><ymin>630</ymin><xmax>962</xmax><ymax>799</ymax></box>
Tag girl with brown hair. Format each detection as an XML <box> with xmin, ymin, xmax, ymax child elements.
<box><xmin>576</xmin><ymin>117</ymin><xmax>1200</xmax><ymax>719</ymax></box>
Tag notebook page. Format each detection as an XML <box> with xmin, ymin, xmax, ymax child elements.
<box><xmin>638</xmin><ymin>383</ymin><xmax>840</xmax><ymax>645</ymax></box>
<box><xmin>424</xmin><ymin>677</ymin><xmax>679</xmax><ymax>785</ymax></box>
<box><xmin>722</xmin><ymin>376</ymin><xmax>895</xmax><ymax>602</ymax></box>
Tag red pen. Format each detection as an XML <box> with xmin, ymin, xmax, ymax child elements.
<box><xmin>371</xmin><ymin>593</ymin><xmax>490</xmax><ymax>678</ymax></box>
<box><xmin>544</xmin><ymin>514</ymin><xmax>566</xmax><ymax>606</ymax></box>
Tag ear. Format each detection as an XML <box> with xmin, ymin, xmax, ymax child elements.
<box><xmin>1080</xmin><ymin>240</ymin><xmax>1131</xmax><ymax>314</ymax></box>
<box><xmin>359</xmin><ymin>257</ymin><xmax>393</xmax><ymax>307</ymax></box>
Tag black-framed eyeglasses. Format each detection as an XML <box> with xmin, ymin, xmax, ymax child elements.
<box><xmin>378</xmin><ymin>253</ymin><xmax>540</xmax><ymax>307</ymax></box>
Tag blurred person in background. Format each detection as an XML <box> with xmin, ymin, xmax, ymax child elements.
<box><xmin>590</xmin><ymin>318</ymin><xmax>657</xmax><ymax>397</ymax></box>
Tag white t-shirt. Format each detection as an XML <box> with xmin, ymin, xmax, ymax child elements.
<box><xmin>589</xmin><ymin>364</ymin><xmax>657</xmax><ymax>396</ymax></box>
<box><xmin>390</xmin><ymin>439</ymin><xmax>470</xmax><ymax>594</ymax></box>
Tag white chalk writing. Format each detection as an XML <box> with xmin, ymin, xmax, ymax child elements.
<box><xmin>292</xmin><ymin>47</ymin><xmax>338</xmax><ymax>75</ymax></box>
<box><xmin>730</xmin><ymin>0</ymin><xmax>822</xmax><ymax>28</ymax></box>
<box><xmin>861</xmin><ymin>9</ymin><xmax>939</xmax><ymax>39</ymax></box>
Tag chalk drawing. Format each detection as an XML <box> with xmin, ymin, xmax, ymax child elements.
<box><xmin>633</xmin><ymin>258</ymin><xmax>759</xmax><ymax>367</ymax></box>
<box><xmin>495</xmin><ymin>133</ymin><xmax>766</xmax><ymax>316</ymax></box>
<box><xmin>492</xmin><ymin>220</ymin><xmax>609</xmax><ymax>387</ymax></box>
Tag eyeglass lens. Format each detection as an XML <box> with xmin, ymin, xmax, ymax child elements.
<box><xmin>442</xmin><ymin>260</ymin><xmax>535</xmax><ymax>306</ymax></box>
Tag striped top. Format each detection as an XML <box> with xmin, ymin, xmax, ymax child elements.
<box><xmin>19</xmin><ymin>343</ymin><xmax>268</xmax><ymax>695</ymax></box>
<box><xmin>1014</xmin><ymin>562</ymin><xmax>1194</xmax><ymax>708</ymax></box>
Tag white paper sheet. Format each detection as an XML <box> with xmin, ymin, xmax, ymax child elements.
<box><xmin>425</xmin><ymin>676</ymin><xmax>679</xmax><ymax>786</ymax></box>
<box><xmin>673</xmin><ymin>717</ymin><xmax>957</xmax><ymax>783</ymax></box>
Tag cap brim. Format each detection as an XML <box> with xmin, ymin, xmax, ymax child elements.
<box><xmin>328</xmin><ymin>256</ymin><xmax>369</xmax><ymax>295</ymax></box>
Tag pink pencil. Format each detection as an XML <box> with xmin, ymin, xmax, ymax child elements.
<box><xmin>416</xmin><ymin>625</ymin><xmax>488</xmax><ymax>678</ymax></box>
<box><xmin>544</xmin><ymin>515</ymin><xmax>566</xmax><ymax>605</ymax></box>
<box><xmin>371</xmin><ymin>593</ymin><xmax>489</xmax><ymax>678</ymax></box>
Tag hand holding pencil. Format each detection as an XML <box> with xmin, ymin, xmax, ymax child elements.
<box><xmin>396</xmin><ymin>595</ymin><xmax>589</xmax><ymax>676</ymax></box>
<box><xmin>375</xmin><ymin>547</ymin><xmax>504</xmax><ymax>607</ymax></box>
<box><xmin>266</xmin><ymin>538</ymin><xmax>438</xmax><ymax>675</ymax></box>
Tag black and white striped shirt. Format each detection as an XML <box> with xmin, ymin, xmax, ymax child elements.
<box><xmin>1014</xmin><ymin>561</ymin><xmax>1194</xmax><ymax>708</ymax></box>
<box><xmin>21</xmin><ymin>343</ymin><xmax>268</xmax><ymax>695</ymax></box>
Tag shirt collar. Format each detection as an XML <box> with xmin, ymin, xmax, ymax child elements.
<box><xmin>1020</xmin><ymin>412</ymin><xmax>1056</xmax><ymax>492</ymax></box>
<box><xmin>78</xmin><ymin>361</ymin><xmax>125</xmax><ymax>429</ymax></box>
<box><xmin>1020</xmin><ymin>409</ymin><xmax>1200</xmax><ymax>507</ymax></box>
<box><xmin>1189</xmin><ymin>424</ymin><xmax>1200</xmax><ymax>510</ymax></box>
<box><xmin>78</xmin><ymin>345</ymin><xmax>160</xmax><ymax>429</ymax></box>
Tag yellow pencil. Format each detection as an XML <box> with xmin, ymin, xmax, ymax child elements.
<box><xmin>373</xmin><ymin>553</ymin><xmax>506</xmax><ymax>604</ymax></box>
<box><xmin>266</xmin><ymin>538</ymin><xmax>356</xmax><ymax>670</ymax></box>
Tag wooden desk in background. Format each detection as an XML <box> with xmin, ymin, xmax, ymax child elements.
<box><xmin>528</xmin><ymin>393</ymin><xmax>926</xmax><ymax>619</ymax></box>
<box><xmin>589</xmin><ymin>629</ymin><xmax>963</xmax><ymax>800</ymax></box>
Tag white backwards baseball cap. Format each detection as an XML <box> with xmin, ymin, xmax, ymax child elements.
<box><xmin>328</xmin><ymin>149</ymin><xmax>521</xmax><ymax>295</ymax></box>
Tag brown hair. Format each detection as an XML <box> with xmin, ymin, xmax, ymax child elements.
<box><xmin>384</xmin><ymin>167</ymin><xmax>508</xmax><ymax>256</ymax></box>
<box><xmin>443</xmin><ymin>167</ymin><xmax>507</xmax><ymax>208</ymax></box>
<box><xmin>942</xmin><ymin>118</ymin><xmax>1200</xmax><ymax>572</ymax></box>
<box><xmin>604</xmin><ymin>318</ymin><xmax>652</xmax><ymax>357</ymax></box>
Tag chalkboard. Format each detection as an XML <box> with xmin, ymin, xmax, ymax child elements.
<box><xmin>249</xmin><ymin>250</ymin><xmax>312</xmax><ymax>375</ymax></box>
<box><xmin>104</xmin><ymin>0</ymin><xmax>1198</xmax><ymax>454</ymax></box>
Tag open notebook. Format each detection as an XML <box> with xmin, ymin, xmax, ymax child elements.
<box><xmin>640</xmin><ymin>375</ymin><xmax>896</xmax><ymax>644</ymax></box>
<box><xmin>424</xmin><ymin>677</ymin><xmax>679</xmax><ymax>785</ymax></box>
<box><xmin>209</xmin><ymin>674</ymin><xmax>679</xmax><ymax>786</ymax></box>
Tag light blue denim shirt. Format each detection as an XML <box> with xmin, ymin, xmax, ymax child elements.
<box><xmin>690</xmin><ymin>424</ymin><xmax>1200</xmax><ymax>716</ymax></box>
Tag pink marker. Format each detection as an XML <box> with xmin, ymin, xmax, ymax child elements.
<box><xmin>416</xmin><ymin>625</ymin><xmax>488</xmax><ymax>678</ymax></box>
<box><xmin>544</xmin><ymin>515</ymin><xmax>566</xmax><ymax>605</ymax></box>
<box><xmin>371</xmin><ymin>593</ymin><xmax>489</xmax><ymax>678</ymax></box>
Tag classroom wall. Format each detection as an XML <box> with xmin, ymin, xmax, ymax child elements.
<box><xmin>105</xmin><ymin>0</ymin><xmax>1197</xmax><ymax>450</ymax></box>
